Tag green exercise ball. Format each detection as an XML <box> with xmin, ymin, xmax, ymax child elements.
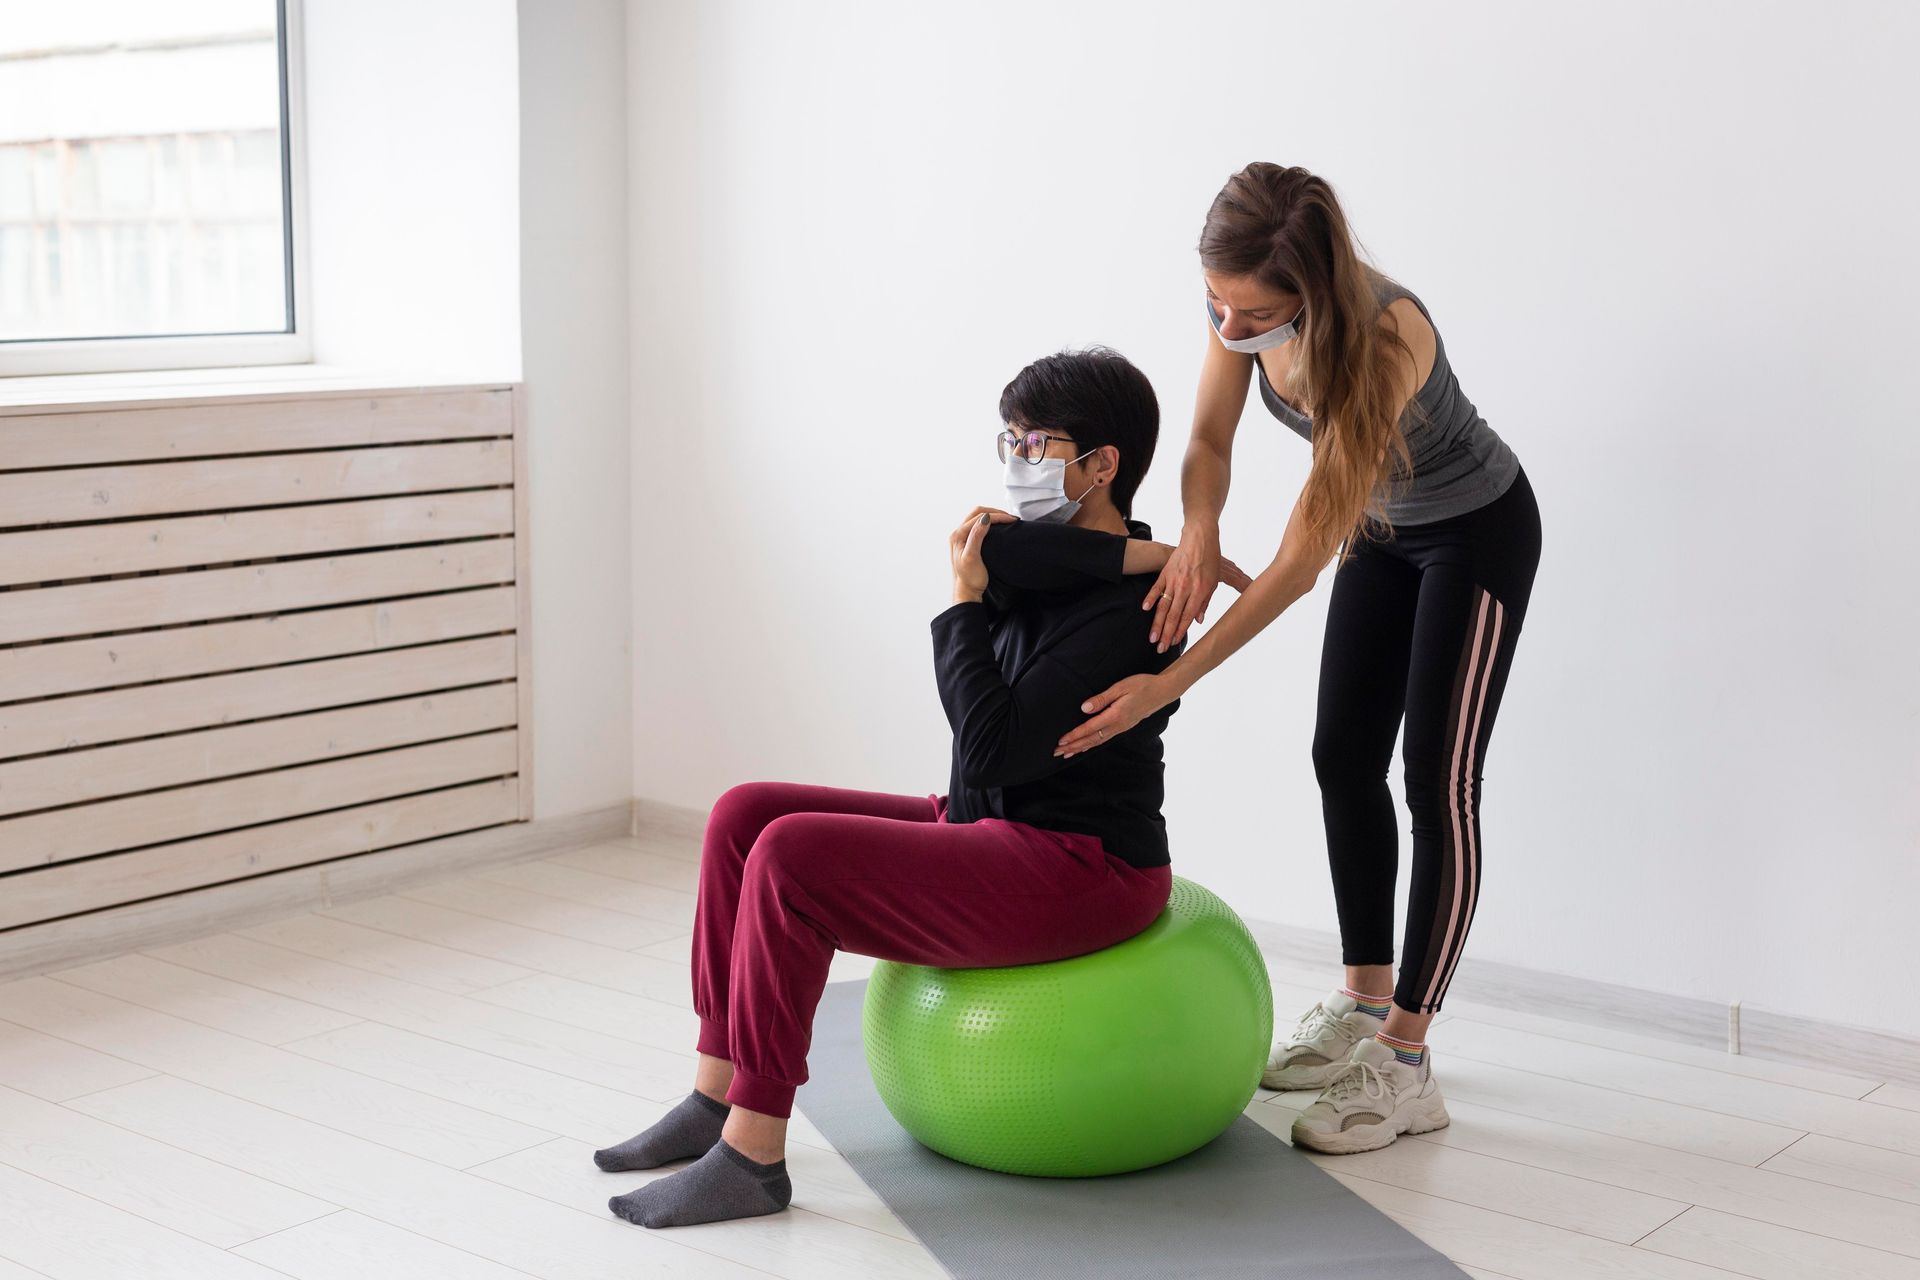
<box><xmin>861</xmin><ymin>875</ymin><xmax>1273</xmax><ymax>1178</ymax></box>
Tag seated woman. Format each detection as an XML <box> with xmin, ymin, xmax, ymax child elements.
<box><xmin>596</xmin><ymin>346</ymin><xmax>1251</xmax><ymax>1230</ymax></box>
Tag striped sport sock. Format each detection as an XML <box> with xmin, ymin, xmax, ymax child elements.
<box><xmin>1375</xmin><ymin>1029</ymin><xmax>1425</xmax><ymax>1068</ymax></box>
<box><xmin>1341</xmin><ymin>986</ymin><xmax>1392</xmax><ymax>1019</ymax></box>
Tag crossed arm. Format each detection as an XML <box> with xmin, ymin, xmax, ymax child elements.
<box><xmin>936</xmin><ymin>513</ymin><xmax>1250</xmax><ymax>786</ymax></box>
<box><xmin>929</xmin><ymin>598</ymin><xmax>1146</xmax><ymax>790</ymax></box>
<box><xmin>967</xmin><ymin>511</ymin><xmax>1248</xmax><ymax>608</ymax></box>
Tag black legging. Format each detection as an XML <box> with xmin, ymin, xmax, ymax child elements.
<box><xmin>1312</xmin><ymin>465</ymin><xmax>1542</xmax><ymax>1015</ymax></box>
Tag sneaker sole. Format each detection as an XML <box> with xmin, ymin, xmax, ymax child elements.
<box><xmin>1289</xmin><ymin>1094</ymin><xmax>1451</xmax><ymax>1155</ymax></box>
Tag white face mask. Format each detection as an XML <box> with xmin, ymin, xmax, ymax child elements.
<box><xmin>1206</xmin><ymin>296</ymin><xmax>1304</xmax><ymax>353</ymax></box>
<box><xmin>1002</xmin><ymin>446</ymin><xmax>1098</xmax><ymax>523</ymax></box>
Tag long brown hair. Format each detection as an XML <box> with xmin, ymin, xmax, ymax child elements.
<box><xmin>1198</xmin><ymin>163</ymin><xmax>1422</xmax><ymax>565</ymax></box>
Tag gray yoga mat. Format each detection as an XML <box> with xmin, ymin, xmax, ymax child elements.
<box><xmin>793</xmin><ymin>977</ymin><xmax>1469</xmax><ymax>1279</ymax></box>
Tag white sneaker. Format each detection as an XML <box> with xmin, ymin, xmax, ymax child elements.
<box><xmin>1289</xmin><ymin>1034</ymin><xmax>1451</xmax><ymax>1154</ymax></box>
<box><xmin>1262</xmin><ymin>988</ymin><xmax>1386</xmax><ymax>1090</ymax></box>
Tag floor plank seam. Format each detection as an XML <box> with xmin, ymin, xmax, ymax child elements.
<box><xmin>41</xmin><ymin>959</ymin><xmax>365</xmax><ymax>1048</ymax></box>
<box><xmin>466</xmin><ymin>868</ymin><xmax>696</xmax><ymax>923</ymax></box>
<box><xmin>1741</xmin><ymin>1158</ymin><xmax>1920</xmax><ymax>1211</ymax></box>
<box><xmin>1421</xmin><ymin>1008</ymin><xmax>1890</xmax><ymax>1097</ymax></box>
<box><xmin>267</xmin><ymin>1026</ymin><xmax>688</xmax><ymax>1109</ymax></box>
<box><xmin>1418</xmin><ymin>1042</ymin><xmax>1914</xmax><ymax>1151</ymax></box>
<box><xmin>1383</xmin><ymin>1125</ymin><xmax>1755</xmax><ymax>1212</ymax></box>
<box><xmin>2</xmin><ymin>1120</ymin><xmax>346</xmax><ymax>1253</ymax></box>
<box><xmin>0</xmin><ymin>1013</ymin><xmax>163</xmax><ymax>1091</ymax></box>
<box><xmin>1267</xmin><ymin>1083</ymin><xmax>1812</xmax><ymax>1176</ymax></box>
<box><xmin>1328</xmin><ymin>1167</ymin><xmax>1748</xmax><ymax>1271</ymax></box>
<box><xmin>1635</xmin><ymin>1200</ymin><xmax>1920</xmax><ymax>1267</ymax></box>
<box><xmin>38</xmin><ymin>1068</ymin><xmax>166</xmax><ymax>1107</ymax></box>
<box><xmin>223</xmin><ymin>1204</ymin><xmax>349</xmax><ymax>1253</ymax></box>
<box><xmin>327</xmin><ymin>895</ymin><xmax>666</xmax><ymax>952</ymax></box>
<box><xmin>1748</xmin><ymin>1129</ymin><xmax>1811</xmax><ymax>1167</ymax></box>
<box><xmin>388</xmin><ymin>880</ymin><xmax>686</xmax><ymax>934</ymax></box>
<box><xmin>44</xmin><ymin>1033</ymin><xmax>564</xmax><ymax>1178</ymax></box>
<box><xmin>1625</xmin><ymin>1202</ymin><xmax>1692</xmax><ymax>1247</ymax></box>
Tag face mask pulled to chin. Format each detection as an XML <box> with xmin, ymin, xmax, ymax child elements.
<box><xmin>1206</xmin><ymin>296</ymin><xmax>1303</xmax><ymax>353</ymax></box>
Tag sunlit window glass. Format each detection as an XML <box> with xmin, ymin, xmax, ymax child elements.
<box><xmin>0</xmin><ymin>0</ymin><xmax>290</xmax><ymax>343</ymax></box>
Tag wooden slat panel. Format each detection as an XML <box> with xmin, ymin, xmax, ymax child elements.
<box><xmin>0</xmin><ymin>384</ymin><xmax>530</xmax><ymax>939</ymax></box>
<box><xmin>0</xmin><ymin>635</ymin><xmax>516</xmax><ymax>760</ymax></box>
<box><xmin>0</xmin><ymin>491</ymin><xmax>514</xmax><ymax>587</ymax></box>
<box><xmin>0</xmin><ymin>729</ymin><xmax>517</xmax><ymax>872</ymax></box>
<box><xmin>0</xmin><ymin>779</ymin><xmax>518</xmax><ymax>931</ymax></box>
<box><xmin>510</xmin><ymin>384</ymin><xmax>534</xmax><ymax>822</ymax></box>
<box><xmin>0</xmin><ymin>389</ymin><xmax>511</xmax><ymax>469</ymax></box>
<box><xmin>0</xmin><ymin>539</ymin><xmax>516</xmax><ymax>646</ymax></box>
<box><xmin>0</xmin><ymin>586</ymin><xmax>517</xmax><ymax>703</ymax></box>
<box><xmin>0</xmin><ymin>683</ymin><xmax>517</xmax><ymax>820</ymax></box>
<box><xmin>0</xmin><ymin>439</ymin><xmax>511</xmax><ymax>527</ymax></box>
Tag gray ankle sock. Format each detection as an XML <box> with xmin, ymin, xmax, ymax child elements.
<box><xmin>607</xmin><ymin>1137</ymin><xmax>791</xmax><ymax>1229</ymax></box>
<box><xmin>594</xmin><ymin>1089</ymin><xmax>730</xmax><ymax>1172</ymax></box>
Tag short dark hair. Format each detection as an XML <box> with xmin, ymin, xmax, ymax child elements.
<box><xmin>997</xmin><ymin>346</ymin><xmax>1159</xmax><ymax>518</ymax></box>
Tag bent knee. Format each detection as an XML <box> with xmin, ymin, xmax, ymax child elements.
<box><xmin>707</xmin><ymin>780</ymin><xmax>791</xmax><ymax>841</ymax></box>
<box><xmin>742</xmin><ymin>812</ymin><xmax>829</xmax><ymax>878</ymax></box>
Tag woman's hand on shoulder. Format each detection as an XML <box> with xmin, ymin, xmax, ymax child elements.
<box><xmin>1142</xmin><ymin>521</ymin><xmax>1222</xmax><ymax>654</ymax></box>
<box><xmin>1134</xmin><ymin>540</ymin><xmax>1248</xmax><ymax>584</ymax></box>
<box><xmin>1124</xmin><ymin>539</ymin><xmax>1176</xmax><ymax>576</ymax></box>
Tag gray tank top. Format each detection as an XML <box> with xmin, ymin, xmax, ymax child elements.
<box><xmin>1254</xmin><ymin>271</ymin><xmax>1520</xmax><ymax>525</ymax></box>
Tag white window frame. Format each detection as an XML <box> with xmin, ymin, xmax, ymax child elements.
<box><xmin>0</xmin><ymin>0</ymin><xmax>312</xmax><ymax>378</ymax></box>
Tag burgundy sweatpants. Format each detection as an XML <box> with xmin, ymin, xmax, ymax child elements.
<box><xmin>689</xmin><ymin>780</ymin><xmax>1174</xmax><ymax>1118</ymax></box>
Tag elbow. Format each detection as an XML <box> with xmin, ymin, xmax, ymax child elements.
<box><xmin>1247</xmin><ymin>561</ymin><xmax>1316</xmax><ymax>608</ymax></box>
<box><xmin>1280</xmin><ymin>564</ymin><xmax>1322</xmax><ymax>601</ymax></box>
<box><xmin>1187</xmin><ymin>438</ymin><xmax>1234</xmax><ymax>487</ymax></box>
<box><xmin>1184</xmin><ymin>432</ymin><xmax>1232</xmax><ymax>466</ymax></box>
<box><xmin>1265</xmin><ymin>544</ymin><xmax>1328</xmax><ymax>603</ymax></box>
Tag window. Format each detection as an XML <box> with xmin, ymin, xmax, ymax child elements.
<box><xmin>0</xmin><ymin>0</ymin><xmax>308</xmax><ymax>376</ymax></box>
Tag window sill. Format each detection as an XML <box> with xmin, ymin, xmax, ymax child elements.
<box><xmin>0</xmin><ymin>362</ymin><xmax>519</xmax><ymax>413</ymax></box>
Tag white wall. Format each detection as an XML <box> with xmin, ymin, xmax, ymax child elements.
<box><xmin>626</xmin><ymin>0</ymin><xmax>1920</xmax><ymax>1037</ymax></box>
<box><xmin>303</xmin><ymin>0</ymin><xmax>521</xmax><ymax>378</ymax></box>
<box><xmin>306</xmin><ymin>0</ymin><xmax>636</xmax><ymax>822</ymax></box>
<box><xmin>518</xmin><ymin>0</ymin><xmax>634</xmax><ymax>821</ymax></box>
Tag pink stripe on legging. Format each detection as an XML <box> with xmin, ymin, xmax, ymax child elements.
<box><xmin>1422</xmin><ymin>588</ymin><xmax>1505</xmax><ymax>1011</ymax></box>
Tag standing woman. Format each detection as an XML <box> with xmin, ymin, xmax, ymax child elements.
<box><xmin>1054</xmin><ymin>163</ymin><xmax>1542</xmax><ymax>1155</ymax></box>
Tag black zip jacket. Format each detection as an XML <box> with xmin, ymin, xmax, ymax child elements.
<box><xmin>929</xmin><ymin>516</ymin><xmax>1183</xmax><ymax>868</ymax></box>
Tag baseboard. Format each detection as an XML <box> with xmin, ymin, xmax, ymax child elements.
<box><xmin>1243</xmin><ymin>916</ymin><xmax>1920</xmax><ymax>1091</ymax></box>
<box><xmin>630</xmin><ymin>794</ymin><xmax>1920</xmax><ymax>1091</ymax></box>
<box><xmin>0</xmin><ymin>801</ymin><xmax>630</xmax><ymax>984</ymax></box>
<box><xmin>630</xmin><ymin>794</ymin><xmax>711</xmax><ymax>843</ymax></box>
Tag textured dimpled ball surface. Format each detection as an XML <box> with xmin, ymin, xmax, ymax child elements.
<box><xmin>862</xmin><ymin>876</ymin><xmax>1274</xmax><ymax>1177</ymax></box>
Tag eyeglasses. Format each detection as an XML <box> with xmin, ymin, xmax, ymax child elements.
<box><xmin>996</xmin><ymin>427</ymin><xmax>1080</xmax><ymax>465</ymax></box>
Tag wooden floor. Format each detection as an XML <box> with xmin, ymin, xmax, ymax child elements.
<box><xmin>1</xmin><ymin>832</ymin><xmax>1916</xmax><ymax>1280</ymax></box>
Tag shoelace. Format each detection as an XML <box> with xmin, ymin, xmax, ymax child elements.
<box><xmin>1322</xmin><ymin>1057</ymin><xmax>1391</xmax><ymax>1105</ymax></box>
<box><xmin>1287</xmin><ymin>1001</ymin><xmax>1358</xmax><ymax>1051</ymax></box>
